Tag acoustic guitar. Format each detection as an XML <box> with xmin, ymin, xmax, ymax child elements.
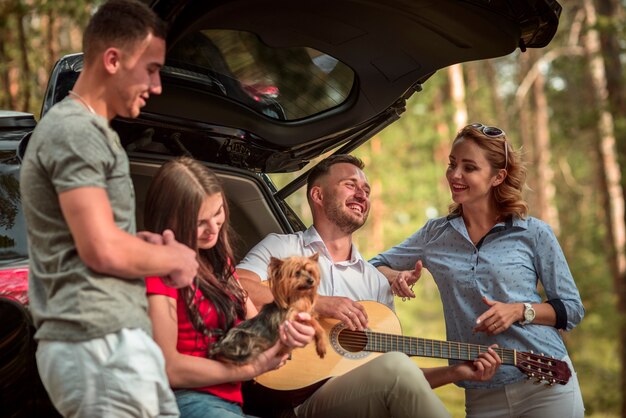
<box><xmin>255</xmin><ymin>301</ymin><xmax>571</xmax><ymax>394</ymax></box>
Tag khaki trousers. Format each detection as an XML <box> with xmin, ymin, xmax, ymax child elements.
<box><xmin>465</xmin><ymin>356</ymin><xmax>584</xmax><ymax>418</ymax></box>
<box><xmin>295</xmin><ymin>352</ymin><xmax>451</xmax><ymax>418</ymax></box>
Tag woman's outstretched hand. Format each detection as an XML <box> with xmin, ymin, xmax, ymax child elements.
<box><xmin>391</xmin><ymin>260</ymin><xmax>423</xmax><ymax>299</ymax></box>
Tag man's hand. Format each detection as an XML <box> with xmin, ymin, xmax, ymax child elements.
<box><xmin>453</xmin><ymin>344</ymin><xmax>501</xmax><ymax>382</ymax></box>
<box><xmin>390</xmin><ymin>260</ymin><xmax>422</xmax><ymax>299</ymax></box>
<box><xmin>161</xmin><ymin>229</ymin><xmax>198</xmax><ymax>288</ymax></box>
<box><xmin>137</xmin><ymin>231</ymin><xmax>165</xmax><ymax>245</ymax></box>
<box><xmin>314</xmin><ymin>296</ymin><xmax>367</xmax><ymax>331</ymax></box>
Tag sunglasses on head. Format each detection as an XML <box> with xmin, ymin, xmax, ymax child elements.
<box><xmin>469</xmin><ymin>123</ymin><xmax>508</xmax><ymax>170</ymax></box>
<box><xmin>470</xmin><ymin>123</ymin><xmax>506</xmax><ymax>138</ymax></box>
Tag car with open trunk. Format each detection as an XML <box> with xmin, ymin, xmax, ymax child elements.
<box><xmin>0</xmin><ymin>1</ymin><xmax>562</xmax><ymax>416</ymax></box>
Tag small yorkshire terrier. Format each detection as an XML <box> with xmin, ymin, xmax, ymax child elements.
<box><xmin>210</xmin><ymin>254</ymin><xmax>327</xmax><ymax>364</ymax></box>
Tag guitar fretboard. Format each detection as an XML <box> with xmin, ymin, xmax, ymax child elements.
<box><xmin>338</xmin><ymin>329</ymin><xmax>517</xmax><ymax>365</ymax></box>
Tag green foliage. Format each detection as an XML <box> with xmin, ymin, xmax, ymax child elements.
<box><xmin>0</xmin><ymin>0</ymin><xmax>99</xmax><ymax>114</ymax></box>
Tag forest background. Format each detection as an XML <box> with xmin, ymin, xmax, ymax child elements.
<box><xmin>1</xmin><ymin>0</ymin><xmax>626</xmax><ymax>417</ymax></box>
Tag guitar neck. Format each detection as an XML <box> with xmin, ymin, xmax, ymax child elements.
<box><xmin>353</xmin><ymin>330</ymin><xmax>516</xmax><ymax>365</ymax></box>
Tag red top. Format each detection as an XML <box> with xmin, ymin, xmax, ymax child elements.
<box><xmin>146</xmin><ymin>275</ymin><xmax>243</xmax><ymax>404</ymax></box>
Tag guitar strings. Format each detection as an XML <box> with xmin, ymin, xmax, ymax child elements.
<box><xmin>337</xmin><ymin>330</ymin><xmax>517</xmax><ymax>363</ymax></box>
<box><xmin>319</xmin><ymin>301</ymin><xmax>569</xmax><ymax>386</ymax></box>
<box><xmin>337</xmin><ymin>330</ymin><xmax>565</xmax><ymax>384</ymax></box>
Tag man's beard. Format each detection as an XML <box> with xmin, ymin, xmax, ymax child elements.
<box><xmin>325</xmin><ymin>200</ymin><xmax>368</xmax><ymax>234</ymax></box>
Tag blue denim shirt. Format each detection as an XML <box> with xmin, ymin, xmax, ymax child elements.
<box><xmin>370</xmin><ymin>215</ymin><xmax>584</xmax><ymax>389</ymax></box>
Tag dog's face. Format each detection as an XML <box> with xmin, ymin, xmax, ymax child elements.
<box><xmin>268</xmin><ymin>253</ymin><xmax>321</xmax><ymax>310</ymax></box>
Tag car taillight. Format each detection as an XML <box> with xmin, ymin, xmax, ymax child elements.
<box><xmin>0</xmin><ymin>266</ymin><xmax>29</xmax><ymax>305</ymax></box>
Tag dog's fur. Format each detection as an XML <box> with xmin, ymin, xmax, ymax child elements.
<box><xmin>209</xmin><ymin>254</ymin><xmax>327</xmax><ymax>364</ymax></box>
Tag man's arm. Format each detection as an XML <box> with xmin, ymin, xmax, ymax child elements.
<box><xmin>421</xmin><ymin>345</ymin><xmax>501</xmax><ymax>388</ymax></box>
<box><xmin>238</xmin><ymin>266</ymin><xmax>368</xmax><ymax>330</ymax></box>
<box><xmin>375</xmin><ymin>262</ymin><xmax>421</xmax><ymax>299</ymax></box>
<box><xmin>237</xmin><ymin>268</ymin><xmax>273</xmax><ymax>311</ymax></box>
<box><xmin>59</xmin><ymin>187</ymin><xmax>197</xmax><ymax>286</ymax></box>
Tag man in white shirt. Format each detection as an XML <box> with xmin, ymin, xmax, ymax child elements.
<box><xmin>237</xmin><ymin>155</ymin><xmax>501</xmax><ymax>418</ymax></box>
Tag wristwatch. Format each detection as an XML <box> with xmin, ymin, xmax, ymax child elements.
<box><xmin>520</xmin><ymin>302</ymin><xmax>536</xmax><ymax>325</ymax></box>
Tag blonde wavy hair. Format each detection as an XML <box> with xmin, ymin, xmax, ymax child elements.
<box><xmin>448</xmin><ymin>124</ymin><xmax>528</xmax><ymax>220</ymax></box>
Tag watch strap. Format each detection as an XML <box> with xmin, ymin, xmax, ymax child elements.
<box><xmin>546</xmin><ymin>299</ymin><xmax>567</xmax><ymax>330</ymax></box>
<box><xmin>520</xmin><ymin>302</ymin><xmax>534</xmax><ymax>325</ymax></box>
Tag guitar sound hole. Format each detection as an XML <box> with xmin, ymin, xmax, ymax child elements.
<box><xmin>337</xmin><ymin>329</ymin><xmax>367</xmax><ymax>352</ymax></box>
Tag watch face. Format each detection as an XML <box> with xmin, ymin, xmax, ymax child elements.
<box><xmin>524</xmin><ymin>305</ymin><xmax>536</xmax><ymax>321</ymax></box>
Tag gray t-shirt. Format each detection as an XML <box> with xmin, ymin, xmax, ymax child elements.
<box><xmin>20</xmin><ymin>98</ymin><xmax>151</xmax><ymax>341</ymax></box>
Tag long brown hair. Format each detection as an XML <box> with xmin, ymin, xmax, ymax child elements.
<box><xmin>144</xmin><ymin>157</ymin><xmax>246</xmax><ymax>346</ymax></box>
<box><xmin>448</xmin><ymin>124</ymin><xmax>528</xmax><ymax>220</ymax></box>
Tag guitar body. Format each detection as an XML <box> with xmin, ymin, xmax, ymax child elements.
<box><xmin>255</xmin><ymin>301</ymin><xmax>401</xmax><ymax>390</ymax></box>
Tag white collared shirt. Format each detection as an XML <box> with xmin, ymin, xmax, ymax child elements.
<box><xmin>237</xmin><ymin>226</ymin><xmax>394</xmax><ymax>310</ymax></box>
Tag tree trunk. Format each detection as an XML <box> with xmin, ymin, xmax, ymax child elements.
<box><xmin>513</xmin><ymin>11</ymin><xmax>585</xmax><ymax>226</ymax></box>
<box><xmin>46</xmin><ymin>8</ymin><xmax>58</xmax><ymax>77</ymax></box>
<box><xmin>16</xmin><ymin>6</ymin><xmax>31</xmax><ymax>112</ymax></box>
<box><xmin>516</xmin><ymin>52</ymin><xmax>536</xmax><ymax>210</ymax></box>
<box><xmin>448</xmin><ymin>64</ymin><xmax>467</xmax><ymax>129</ymax></box>
<box><xmin>531</xmin><ymin>49</ymin><xmax>560</xmax><ymax>234</ymax></box>
<box><xmin>370</xmin><ymin>136</ymin><xmax>384</xmax><ymax>254</ymax></box>
<box><xmin>484</xmin><ymin>60</ymin><xmax>507</xmax><ymax>127</ymax></box>
<box><xmin>595</xmin><ymin>0</ymin><xmax>626</xmax><ymax>118</ymax></box>
<box><xmin>0</xmin><ymin>37</ymin><xmax>17</xmax><ymax>110</ymax></box>
<box><xmin>582</xmin><ymin>1</ymin><xmax>626</xmax><ymax>414</ymax></box>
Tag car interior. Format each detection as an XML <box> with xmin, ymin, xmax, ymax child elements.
<box><xmin>131</xmin><ymin>160</ymin><xmax>293</xmax><ymax>262</ymax></box>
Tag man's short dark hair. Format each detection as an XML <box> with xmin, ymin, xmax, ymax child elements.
<box><xmin>83</xmin><ymin>0</ymin><xmax>167</xmax><ymax>63</ymax></box>
<box><xmin>306</xmin><ymin>154</ymin><xmax>365</xmax><ymax>197</ymax></box>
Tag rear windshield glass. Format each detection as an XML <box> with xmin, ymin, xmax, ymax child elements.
<box><xmin>166</xmin><ymin>29</ymin><xmax>355</xmax><ymax>121</ymax></box>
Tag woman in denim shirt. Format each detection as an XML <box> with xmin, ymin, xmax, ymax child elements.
<box><xmin>371</xmin><ymin>123</ymin><xmax>584</xmax><ymax>418</ymax></box>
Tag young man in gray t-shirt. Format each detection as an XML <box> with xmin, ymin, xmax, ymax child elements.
<box><xmin>20</xmin><ymin>1</ymin><xmax>198</xmax><ymax>416</ymax></box>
